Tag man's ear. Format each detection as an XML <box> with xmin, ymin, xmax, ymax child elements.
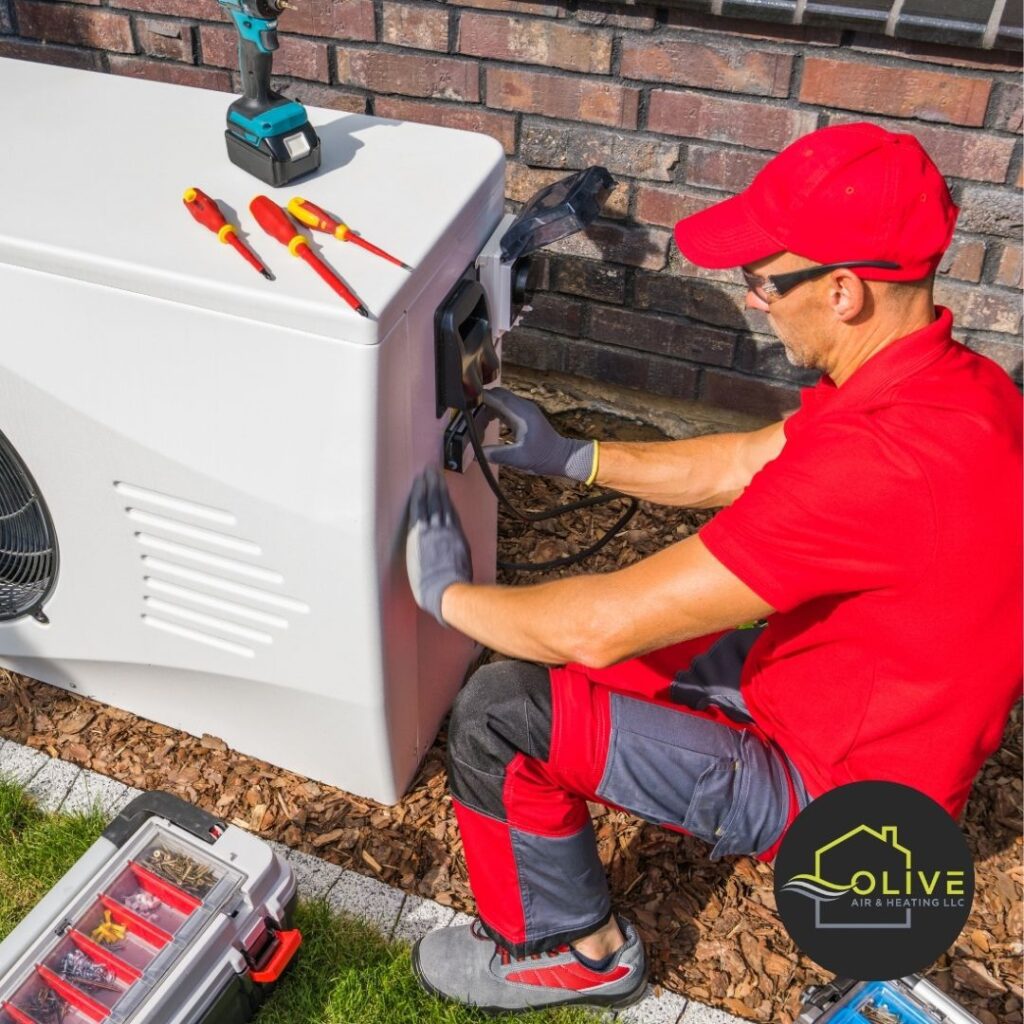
<box><xmin>827</xmin><ymin>269</ymin><xmax>866</xmax><ymax>322</ymax></box>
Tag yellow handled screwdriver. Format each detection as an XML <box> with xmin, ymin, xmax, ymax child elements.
<box><xmin>287</xmin><ymin>197</ymin><xmax>411</xmax><ymax>270</ymax></box>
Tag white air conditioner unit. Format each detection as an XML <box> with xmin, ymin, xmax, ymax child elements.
<box><xmin>0</xmin><ymin>58</ymin><xmax>523</xmax><ymax>804</ymax></box>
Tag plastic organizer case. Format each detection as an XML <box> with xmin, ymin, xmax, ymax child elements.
<box><xmin>798</xmin><ymin>976</ymin><xmax>982</xmax><ymax>1024</ymax></box>
<box><xmin>0</xmin><ymin>794</ymin><xmax>300</xmax><ymax>1024</ymax></box>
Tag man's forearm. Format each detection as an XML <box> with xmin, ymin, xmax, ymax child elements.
<box><xmin>438</xmin><ymin>535</ymin><xmax>775</xmax><ymax>667</ymax></box>
<box><xmin>595</xmin><ymin>421</ymin><xmax>786</xmax><ymax>507</ymax></box>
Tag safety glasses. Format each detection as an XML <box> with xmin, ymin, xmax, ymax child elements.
<box><xmin>742</xmin><ymin>260</ymin><xmax>902</xmax><ymax>302</ymax></box>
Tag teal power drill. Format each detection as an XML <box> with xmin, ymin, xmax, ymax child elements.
<box><xmin>218</xmin><ymin>0</ymin><xmax>321</xmax><ymax>186</ymax></box>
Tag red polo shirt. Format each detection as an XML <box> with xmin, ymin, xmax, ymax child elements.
<box><xmin>700</xmin><ymin>308</ymin><xmax>1023</xmax><ymax>818</ymax></box>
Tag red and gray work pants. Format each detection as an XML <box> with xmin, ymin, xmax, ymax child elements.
<box><xmin>447</xmin><ymin>628</ymin><xmax>809</xmax><ymax>956</ymax></box>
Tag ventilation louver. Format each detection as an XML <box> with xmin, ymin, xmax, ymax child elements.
<box><xmin>0</xmin><ymin>430</ymin><xmax>58</xmax><ymax>622</ymax></box>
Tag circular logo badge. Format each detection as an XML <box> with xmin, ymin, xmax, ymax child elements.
<box><xmin>775</xmin><ymin>781</ymin><xmax>974</xmax><ymax>979</ymax></box>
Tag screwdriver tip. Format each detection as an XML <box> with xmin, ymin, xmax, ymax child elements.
<box><xmin>261</xmin><ymin>268</ymin><xmax>275</xmax><ymax>281</ymax></box>
<box><xmin>400</xmin><ymin>262</ymin><xmax>413</xmax><ymax>271</ymax></box>
<box><xmin>357</xmin><ymin>305</ymin><xmax>370</xmax><ymax>318</ymax></box>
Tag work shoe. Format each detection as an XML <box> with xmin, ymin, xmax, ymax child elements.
<box><xmin>411</xmin><ymin>917</ymin><xmax>647</xmax><ymax>1013</ymax></box>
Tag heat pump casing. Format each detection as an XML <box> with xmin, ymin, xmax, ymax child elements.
<box><xmin>0</xmin><ymin>58</ymin><xmax>507</xmax><ymax>804</ymax></box>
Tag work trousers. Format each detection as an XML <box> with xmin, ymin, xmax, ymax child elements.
<box><xmin>447</xmin><ymin>629</ymin><xmax>810</xmax><ymax>956</ymax></box>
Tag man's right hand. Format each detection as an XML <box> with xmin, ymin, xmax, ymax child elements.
<box><xmin>481</xmin><ymin>387</ymin><xmax>596</xmax><ymax>482</ymax></box>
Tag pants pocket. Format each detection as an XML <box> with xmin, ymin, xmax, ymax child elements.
<box><xmin>595</xmin><ymin>695</ymin><xmax>742</xmax><ymax>848</ymax></box>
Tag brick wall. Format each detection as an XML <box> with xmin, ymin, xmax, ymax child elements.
<box><xmin>1</xmin><ymin>0</ymin><xmax>1020</xmax><ymax>417</ymax></box>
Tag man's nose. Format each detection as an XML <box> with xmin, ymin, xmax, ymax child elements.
<box><xmin>745</xmin><ymin>290</ymin><xmax>770</xmax><ymax>312</ymax></box>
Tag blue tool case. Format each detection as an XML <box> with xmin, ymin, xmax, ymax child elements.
<box><xmin>798</xmin><ymin>976</ymin><xmax>982</xmax><ymax>1024</ymax></box>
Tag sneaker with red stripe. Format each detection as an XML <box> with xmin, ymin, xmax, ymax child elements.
<box><xmin>411</xmin><ymin>918</ymin><xmax>647</xmax><ymax>1013</ymax></box>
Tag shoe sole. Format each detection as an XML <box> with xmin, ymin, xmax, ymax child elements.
<box><xmin>411</xmin><ymin>937</ymin><xmax>649</xmax><ymax>1017</ymax></box>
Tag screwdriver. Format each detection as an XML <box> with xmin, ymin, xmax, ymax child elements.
<box><xmin>182</xmin><ymin>187</ymin><xmax>273</xmax><ymax>279</ymax></box>
<box><xmin>287</xmin><ymin>197</ymin><xmax>411</xmax><ymax>270</ymax></box>
<box><xmin>250</xmin><ymin>195</ymin><xmax>369</xmax><ymax>317</ymax></box>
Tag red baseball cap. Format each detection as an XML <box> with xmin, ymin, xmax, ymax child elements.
<box><xmin>674</xmin><ymin>122</ymin><xmax>959</xmax><ymax>281</ymax></box>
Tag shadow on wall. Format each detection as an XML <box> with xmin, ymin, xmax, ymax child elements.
<box><xmin>509</xmin><ymin>239</ymin><xmax>820</xmax><ymax>422</ymax></box>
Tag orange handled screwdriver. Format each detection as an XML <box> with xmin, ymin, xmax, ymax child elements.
<box><xmin>287</xmin><ymin>197</ymin><xmax>411</xmax><ymax>270</ymax></box>
<box><xmin>250</xmin><ymin>196</ymin><xmax>368</xmax><ymax>317</ymax></box>
<box><xmin>183</xmin><ymin>188</ymin><xmax>273</xmax><ymax>280</ymax></box>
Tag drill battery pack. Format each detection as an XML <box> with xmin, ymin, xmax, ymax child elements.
<box><xmin>0</xmin><ymin>793</ymin><xmax>300</xmax><ymax>1024</ymax></box>
<box><xmin>798</xmin><ymin>976</ymin><xmax>982</xmax><ymax>1024</ymax></box>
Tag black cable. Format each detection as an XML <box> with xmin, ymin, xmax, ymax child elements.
<box><xmin>461</xmin><ymin>407</ymin><xmax>639</xmax><ymax>573</ymax></box>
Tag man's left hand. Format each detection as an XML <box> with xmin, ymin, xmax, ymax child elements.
<box><xmin>406</xmin><ymin>466</ymin><xmax>473</xmax><ymax>626</ymax></box>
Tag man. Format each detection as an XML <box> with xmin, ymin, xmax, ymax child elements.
<box><xmin>404</xmin><ymin>123</ymin><xmax>1023</xmax><ymax>1013</ymax></box>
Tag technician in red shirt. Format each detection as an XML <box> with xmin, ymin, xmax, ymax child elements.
<box><xmin>404</xmin><ymin>123</ymin><xmax>1023</xmax><ymax>1013</ymax></box>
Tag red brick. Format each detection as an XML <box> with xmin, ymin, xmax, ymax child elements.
<box><xmin>458</xmin><ymin>13</ymin><xmax>611</xmax><ymax>74</ymax></box>
<box><xmin>988</xmin><ymin>82</ymin><xmax>1023</xmax><ymax>134</ymax></box>
<box><xmin>588</xmin><ymin>306</ymin><xmax>736</xmax><ymax>366</ymax></box>
<box><xmin>137</xmin><ymin>18</ymin><xmax>193</xmax><ymax>62</ymax></box>
<box><xmin>447</xmin><ymin>0</ymin><xmax>564</xmax><ymax>17</ymax></box>
<box><xmin>337</xmin><ymin>49</ymin><xmax>478</xmax><ymax>101</ymax></box>
<box><xmin>382</xmin><ymin>3</ymin><xmax>449</xmax><ymax>51</ymax></box>
<box><xmin>506</xmin><ymin>162</ymin><xmax>629</xmax><ymax>217</ymax></box>
<box><xmin>621</xmin><ymin>38</ymin><xmax>793</xmax><ymax>98</ymax></box>
<box><xmin>648</xmin><ymin>90</ymin><xmax>818</xmax><ymax>152</ymax></box>
<box><xmin>848</xmin><ymin>33</ymin><xmax>1023</xmax><ymax>73</ymax></box>
<box><xmin>994</xmin><ymin>244</ymin><xmax>1023</xmax><ymax>289</ymax></box>
<box><xmin>576</xmin><ymin>1</ymin><xmax>655</xmax><ymax>30</ymax></box>
<box><xmin>0</xmin><ymin>36</ymin><xmax>103</xmax><ymax>69</ymax></box>
<box><xmin>503</xmin><ymin>329</ymin><xmax>701</xmax><ymax>401</ymax></box>
<box><xmin>958</xmin><ymin>185</ymin><xmax>1023</xmax><ymax>238</ymax></box>
<box><xmin>934</xmin><ymin>280</ymin><xmax>1022</xmax><ymax>334</ymax></box>
<box><xmin>15</xmin><ymin>1</ymin><xmax>134</xmax><ymax>52</ymax></box>
<box><xmin>548</xmin><ymin>255</ymin><xmax>627</xmax><ymax>304</ymax></box>
<box><xmin>278</xmin><ymin>0</ymin><xmax>375</xmax><ymax>41</ymax></box>
<box><xmin>827</xmin><ymin>113</ymin><xmax>1014</xmax><ymax>184</ymax></box>
<box><xmin>635</xmin><ymin>185</ymin><xmax>714</xmax><ymax>229</ymax></box>
<box><xmin>109</xmin><ymin>54</ymin><xmax>231</xmax><ymax>90</ymax></box>
<box><xmin>634</xmin><ymin>272</ymin><xmax>753</xmax><ymax>333</ymax></box>
<box><xmin>201</xmin><ymin>25</ymin><xmax>328</xmax><ymax>81</ymax></box>
<box><xmin>521</xmin><ymin>293</ymin><xmax>585</xmax><ymax>336</ymax></box>
<box><xmin>487</xmin><ymin>67</ymin><xmax>639</xmax><ymax>129</ymax></box>
<box><xmin>800</xmin><ymin>56</ymin><xmax>991</xmax><ymax>128</ymax></box>
<box><xmin>937</xmin><ymin>238</ymin><xmax>986</xmax><ymax>284</ymax></box>
<box><xmin>545</xmin><ymin>221</ymin><xmax>671</xmax><ymax>271</ymax></box>
<box><xmin>375</xmin><ymin>96</ymin><xmax>514</xmax><ymax>152</ymax></box>
<box><xmin>110</xmin><ymin>0</ymin><xmax>223</xmax><ymax>19</ymax></box>
<box><xmin>700</xmin><ymin>369</ymin><xmax>799</xmax><ymax>418</ymax></box>
<box><xmin>520</xmin><ymin>120</ymin><xmax>678</xmax><ymax>182</ymax></box>
<box><xmin>684</xmin><ymin>145</ymin><xmax>770</xmax><ymax>193</ymax></box>
<box><xmin>666</xmin><ymin>9</ymin><xmax>842</xmax><ymax>45</ymax></box>
<box><xmin>273</xmin><ymin>80</ymin><xmax>366</xmax><ymax>113</ymax></box>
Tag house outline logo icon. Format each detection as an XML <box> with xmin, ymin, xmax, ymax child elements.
<box><xmin>780</xmin><ymin>823</ymin><xmax>913</xmax><ymax>929</ymax></box>
<box><xmin>774</xmin><ymin>781</ymin><xmax>975</xmax><ymax>979</ymax></box>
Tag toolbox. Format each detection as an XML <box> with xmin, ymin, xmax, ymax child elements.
<box><xmin>0</xmin><ymin>793</ymin><xmax>300</xmax><ymax>1024</ymax></box>
<box><xmin>798</xmin><ymin>976</ymin><xmax>982</xmax><ymax>1024</ymax></box>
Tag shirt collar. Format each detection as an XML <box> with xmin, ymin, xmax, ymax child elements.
<box><xmin>816</xmin><ymin>306</ymin><xmax>955</xmax><ymax>405</ymax></box>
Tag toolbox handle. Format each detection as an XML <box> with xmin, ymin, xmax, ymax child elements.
<box><xmin>103</xmin><ymin>793</ymin><xmax>226</xmax><ymax>849</ymax></box>
<box><xmin>248</xmin><ymin>928</ymin><xmax>302</xmax><ymax>985</ymax></box>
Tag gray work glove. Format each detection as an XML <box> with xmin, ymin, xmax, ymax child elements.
<box><xmin>406</xmin><ymin>466</ymin><xmax>472</xmax><ymax>626</ymax></box>
<box><xmin>481</xmin><ymin>387</ymin><xmax>595</xmax><ymax>482</ymax></box>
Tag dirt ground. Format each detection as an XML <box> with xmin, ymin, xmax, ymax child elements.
<box><xmin>0</xmin><ymin>387</ymin><xmax>1020</xmax><ymax>1023</ymax></box>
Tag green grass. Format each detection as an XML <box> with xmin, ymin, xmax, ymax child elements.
<box><xmin>0</xmin><ymin>781</ymin><xmax>596</xmax><ymax>1024</ymax></box>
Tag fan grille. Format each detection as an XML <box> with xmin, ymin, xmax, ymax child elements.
<box><xmin>0</xmin><ymin>431</ymin><xmax>58</xmax><ymax>621</ymax></box>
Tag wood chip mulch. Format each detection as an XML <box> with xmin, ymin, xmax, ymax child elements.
<box><xmin>0</xmin><ymin>397</ymin><xmax>1020</xmax><ymax>1023</ymax></box>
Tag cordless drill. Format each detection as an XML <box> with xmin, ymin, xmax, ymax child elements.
<box><xmin>218</xmin><ymin>0</ymin><xmax>321</xmax><ymax>187</ymax></box>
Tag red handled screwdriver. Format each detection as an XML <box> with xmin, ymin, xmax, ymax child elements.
<box><xmin>287</xmin><ymin>197</ymin><xmax>411</xmax><ymax>270</ymax></box>
<box><xmin>183</xmin><ymin>188</ymin><xmax>273</xmax><ymax>280</ymax></box>
<box><xmin>250</xmin><ymin>196</ymin><xmax>369</xmax><ymax>317</ymax></box>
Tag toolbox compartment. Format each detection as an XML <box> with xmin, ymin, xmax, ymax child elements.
<box><xmin>0</xmin><ymin>793</ymin><xmax>299</xmax><ymax>1024</ymax></box>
